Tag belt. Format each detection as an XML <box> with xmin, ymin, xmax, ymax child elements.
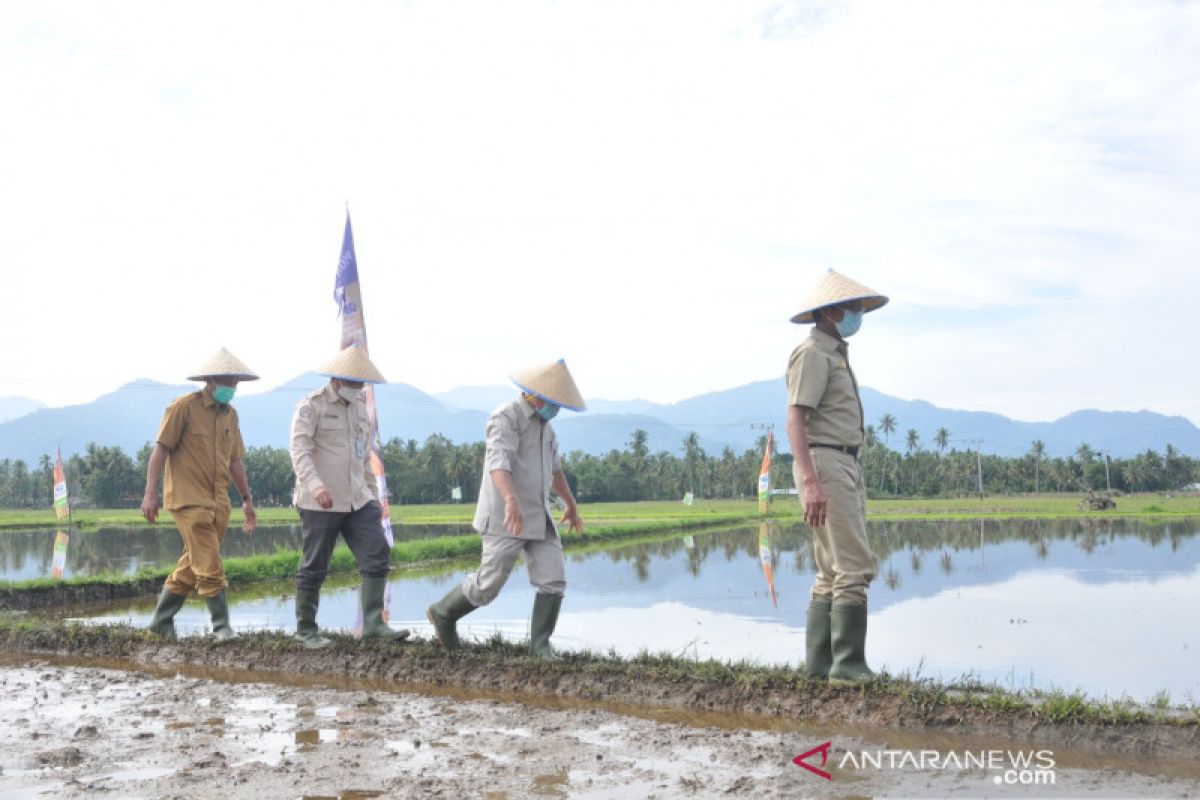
<box><xmin>809</xmin><ymin>443</ymin><xmax>860</xmax><ymax>458</ymax></box>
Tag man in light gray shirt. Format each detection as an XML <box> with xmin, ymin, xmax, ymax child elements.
<box><xmin>289</xmin><ymin>346</ymin><xmax>409</xmax><ymax>648</ymax></box>
<box><xmin>427</xmin><ymin>359</ymin><xmax>585</xmax><ymax>659</ymax></box>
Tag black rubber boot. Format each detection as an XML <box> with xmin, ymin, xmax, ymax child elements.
<box><xmin>295</xmin><ymin>588</ymin><xmax>332</xmax><ymax>649</ymax></box>
<box><xmin>530</xmin><ymin>592</ymin><xmax>563</xmax><ymax>660</ymax></box>
<box><xmin>805</xmin><ymin>599</ymin><xmax>833</xmax><ymax>679</ymax></box>
<box><xmin>829</xmin><ymin>603</ymin><xmax>874</xmax><ymax>684</ymax></box>
<box><xmin>148</xmin><ymin>586</ymin><xmax>187</xmax><ymax>641</ymax></box>
<box><xmin>205</xmin><ymin>590</ymin><xmax>236</xmax><ymax>642</ymax></box>
<box><xmin>426</xmin><ymin>585</ymin><xmax>476</xmax><ymax>650</ymax></box>
<box><xmin>360</xmin><ymin>576</ymin><xmax>410</xmax><ymax>641</ymax></box>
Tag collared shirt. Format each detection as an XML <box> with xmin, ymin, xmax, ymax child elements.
<box><xmin>156</xmin><ymin>389</ymin><xmax>246</xmax><ymax>511</ymax></box>
<box><xmin>289</xmin><ymin>383</ymin><xmax>379</xmax><ymax>512</ymax></box>
<box><xmin>786</xmin><ymin>327</ymin><xmax>865</xmax><ymax>447</ymax></box>
<box><xmin>473</xmin><ymin>398</ymin><xmax>563</xmax><ymax>540</ymax></box>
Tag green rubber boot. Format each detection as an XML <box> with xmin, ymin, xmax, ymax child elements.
<box><xmin>530</xmin><ymin>592</ymin><xmax>563</xmax><ymax>660</ymax></box>
<box><xmin>360</xmin><ymin>576</ymin><xmax>410</xmax><ymax>641</ymax></box>
<box><xmin>148</xmin><ymin>586</ymin><xmax>187</xmax><ymax>641</ymax></box>
<box><xmin>205</xmin><ymin>590</ymin><xmax>236</xmax><ymax>642</ymax></box>
<box><xmin>426</xmin><ymin>584</ymin><xmax>476</xmax><ymax>650</ymax></box>
<box><xmin>829</xmin><ymin>603</ymin><xmax>874</xmax><ymax>684</ymax></box>
<box><xmin>295</xmin><ymin>588</ymin><xmax>332</xmax><ymax>649</ymax></box>
<box><xmin>804</xmin><ymin>600</ymin><xmax>833</xmax><ymax>679</ymax></box>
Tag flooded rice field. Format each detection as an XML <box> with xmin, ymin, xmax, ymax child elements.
<box><xmin>0</xmin><ymin>522</ymin><xmax>471</xmax><ymax>581</ymax></box>
<box><xmin>11</xmin><ymin>517</ymin><xmax>1200</xmax><ymax>704</ymax></box>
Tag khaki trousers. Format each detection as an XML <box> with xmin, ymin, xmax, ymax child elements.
<box><xmin>796</xmin><ymin>448</ymin><xmax>875</xmax><ymax>605</ymax></box>
<box><xmin>461</xmin><ymin>527</ymin><xmax>566</xmax><ymax>607</ymax></box>
<box><xmin>164</xmin><ymin>504</ymin><xmax>231</xmax><ymax>599</ymax></box>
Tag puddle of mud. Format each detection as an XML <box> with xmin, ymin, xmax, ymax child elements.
<box><xmin>3</xmin><ymin>650</ymin><xmax>1198</xmax><ymax>784</ymax></box>
<box><xmin>6</xmin><ymin>656</ymin><xmax>1200</xmax><ymax>799</ymax></box>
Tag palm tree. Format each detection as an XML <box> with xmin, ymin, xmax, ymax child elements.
<box><xmin>878</xmin><ymin>414</ymin><xmax>897</xmax><ymax>446</ymax></box>
<box><xmin>628</xmin><ymin>429</ymin><xmax>649</xmax><ymax>470</ymax></box>
<box><xmin>1029</xmin><ymin>440</ymin><xmax>1046</xmax><ymax>495</ymax></box>
<box><xmin>905</xmin><ymin>429</ymin><xmax>921</xmax><ymax>494</ymax></box>
<box><xmin>878</xmin><ymin>414</ymin><xmax>897</xmax><ymax>492</ymax></box>
<box><xmin>682</xmin><ymin>432</ymin><xmax>703</xmax><ymax>496</ymax></box>
<box><xmin>864</xmin><ymin>425</ymin><xmax>879</xmax><ymax>448</ymax></box>
<box><xmin>934</xmin><ymin>427</ymin><xmax>950</xmax><ymax>455</ymax></box>
<box><xmin>1165</xmin><ymin>444</ymin><xmax>1180</xmax><ymax>489</ymax></box>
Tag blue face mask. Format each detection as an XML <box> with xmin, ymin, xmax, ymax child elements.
<box><xmin>536</xmin><ymin>402</ymin><xmax>560</xmax><ymax>421</ymax></box>
<box><xmin>213</xmin><ymin>384</ymin><xmax>236</xmax><ymax>405</ymax></box>
<box><xmin>835</xmin><ymin>309</ymin><xmax>863</xmax><ymax>338</ymax></box>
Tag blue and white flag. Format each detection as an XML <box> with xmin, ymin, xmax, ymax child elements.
<box><xmin>333</xmin><ymin>211</ymin><xmax>393</xmax><ymax>548</ymax></box>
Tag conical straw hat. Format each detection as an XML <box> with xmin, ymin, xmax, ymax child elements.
<box><xmin>187</xmin><ymin>348</ymin><xmax>259</xmax><ymax>381</ymax></box>
<box><xmin>790</xmin><ymin>269</ymin><xmax>889</xmax><ymax>324</ymax></box>
<box><xmin>510</xmin><ymin>359</ymin><xmax>586</xmax><ymax>412</ymax></box>
<box><xmin>315</xmin><ymin>345</ymin><xmax>387</xmax><ymax>384</ymax></box>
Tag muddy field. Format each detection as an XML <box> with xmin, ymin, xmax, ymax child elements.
<box><xmin>3</xmin><ymin>623</ymin><xmax>1200</xmax><ymax>798</ymax></box>
<box><xmin>3</xmin><ymin>658</ymin><xmax>1200</xmax><ymax>799</ymax></box>
<box><xmin>4</xmin><ymin>624</ymin><xmax>1200</xmax><ymax>756</ymax></box>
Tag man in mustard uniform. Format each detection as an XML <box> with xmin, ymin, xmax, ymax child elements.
<box><xmin>289</xmin><ymin>346</ymin><xmax>409</xmax><ymax>648</ymax></box>
<box><xmin>426</xmin><ymin>359</ymin><xmax>585</xmax><ymax>659</ymax></box>
<box><xmin>786</xmin><ymin>270</ymin><xmax>888</xmax><ymax>682</ymax></box>
<box><xmin>141</xmin><ymin>348</ymin><xmax>259</xmax><ymax>640</ymax></box>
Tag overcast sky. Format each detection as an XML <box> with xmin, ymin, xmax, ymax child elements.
<box><xmin>2</xmin><ymin>0</ymin><xmax>1198</xmax><ymax>425</ymax></box>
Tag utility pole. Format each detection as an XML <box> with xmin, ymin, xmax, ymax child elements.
<box><xmin>1099</xmin><ymin>450</ymin><xmax>1112</xmax><ymax>493</ymax></box>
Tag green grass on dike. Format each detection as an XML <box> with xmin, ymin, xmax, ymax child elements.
<box><xmin>0</xmin><ymin>618</ymin><xmax>1195</xmax><ymax>723</ymax></box>
<box><xmin>3</xmin><ymin>493</ymin><xmax>1198</xmax><ymax>531</ymax></box>
<box><xmin>865</xmin><ymin>492</ymin><xmax>1200</xmax><ymax>519</ymax></box>
<box><xmin>0</xmin><ymin>499</ymin><xmax>768</xmax><ymax>530</ymax></box>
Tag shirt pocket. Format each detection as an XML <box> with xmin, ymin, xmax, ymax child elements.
<box><xmin>216</xmin><ymin>423</ymin><xmax>235</xmax><ymax>466</ymax></box>
<box><xmin>319</xmin><ymin>412</ymin><xmax>350</xmax><ymax>452</ymax></box>
<box><xmin>824</xmin><ymin>363</ymin><xmax>855</xmax><ymax>402</ymax></box>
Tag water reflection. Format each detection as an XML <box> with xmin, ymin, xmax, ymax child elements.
<box><xmin>65</xmin><ymin>517</ymin><xmax>1200</xmax><ymax>702</ymax></box>
<box><xmin>0</xmin><ymin>523</ymin><xmax>474</xmax><ymax>581</ymax></box>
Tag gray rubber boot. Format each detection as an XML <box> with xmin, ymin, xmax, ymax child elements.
<box><xmin>530</xmin><ymin>592</ymin><xmax>563</xmax><ymax>660</ymax></box>
<box><xmin>829</xmin><ymin>603</ymin><xmax>874</xmax><ymax>683</ymax></box>
<box><xmin>148</xmin><ymin>586</ymin><xmax>187</xmax><ymax>641</ymax></box>
<box><xmin>205</xmin><ymin>590</ymin><xmax>236</xmax><ymax>641</ymax></box>
<box><xmin>804</xmin><ymin>599</ymin><xmax>833</xmax><ymax>679</ymax></box>
<box><xmin>426</xmin><ymin>584</ymin><xmax>476</xmax><ymax>650</ymax></box>
<box><xmin>295</xmin><ymin>588</ymin><xmax>332</xmax><ymax>649</ymax></box>
<box><xmin>360</xmin><ymin>576</ymin><xmax>410</xmax><ymax>641</ymax></box>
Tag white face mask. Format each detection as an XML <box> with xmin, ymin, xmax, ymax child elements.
<box><xmin>338</xmin><ymin>386</ymin><xmax>363</xmax><ymax>403</ymax></box>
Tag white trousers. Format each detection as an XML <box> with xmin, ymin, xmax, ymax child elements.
<box><xmin>461</xmin><ymin>530</ymin><xmax>567</xmax><ymax>606</ymax></box>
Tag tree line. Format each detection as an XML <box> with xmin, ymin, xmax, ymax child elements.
<box><xmin>1</xmin><ymin>420</ymin><xmax>1197</xmax><ymax>509</ymax></box>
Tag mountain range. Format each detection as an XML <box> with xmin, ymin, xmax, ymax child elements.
<box><xmin>1</xmin><ymin>377</ymin><xmax>1198</xmax><ymax>464</ymax></box>
<box><xmin>0</xmin><ymin>397</ymin><xmax>44</xmax><ymax>425</ymax></box>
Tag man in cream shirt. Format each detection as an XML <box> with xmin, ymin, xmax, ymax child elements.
<box><xmin>427</xmin><ymin>359</ymin><xmax>585</xmax><ymax>659</ymax></box>
<box><xmin>786</xmin><ymin>269</ymin><xmax>888</xmax><ymax>683</ymax></box>
<box><xmin>289</xmin><ymin>346</ymin><xmax>408</xmax><ymax>648</ymax></box>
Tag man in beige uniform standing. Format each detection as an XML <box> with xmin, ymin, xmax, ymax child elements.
<box><xmin>427</xmin><ymin>359</ymin><xmax>585</xmax><ymax>659</ymax></box>
<box><xmin>786</xmin><ymin>270</ymin><xmax>888</xmax><ymax>683</ymax></box>
<box><xmin>289</xmin><ymin>346</ymin><xmax>409</xmax><ymax>648</ymax></box>
<box><xmin>141</xmin><ymin>348</ymin><xmax>259</xmax><ymax>641</ymax></box>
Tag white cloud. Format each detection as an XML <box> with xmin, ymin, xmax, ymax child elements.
<box><xmin>1</xmin><ymin>0</ymin><xmax>1197</xmax><ymax>427</ymax></box>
